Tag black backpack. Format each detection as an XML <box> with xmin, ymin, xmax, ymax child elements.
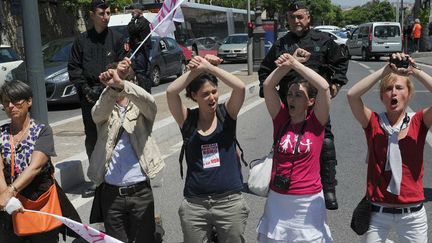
<box><xmin>178</xmin><ymin>104</ymin><xmax>247</xmax><ymax>179</ymax></box>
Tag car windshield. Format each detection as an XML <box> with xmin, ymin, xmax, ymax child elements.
<box><xmin>0</xmin><ymin>47</ymin><xmax>20</xmax><ymax>63</ymax></box>
<box><xmin>224</xmin><ymin>35</ymin><xmax>248</xmax><ymax>44</ymax></box>
<box><xmin>334</xmin><ymin>31</ymin><xmax>348</xmax><ymax>39</ymax></box>
<box><xmin>43</xmin><ymin>40</ymin><xmax>73</xmax><ymax>63</ymax></box>
<box><xmin>374</xmin><ymin>26</ymin><xmax>400</xmax><ymax>38</ymax></box>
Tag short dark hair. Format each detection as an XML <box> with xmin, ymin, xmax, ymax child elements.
<box><xmin>185</xmin><ymin>73</ymin><xmax>218</xmax><ymax>101</ymax></box>
<box><xmin>0</xmin><ymin>80</ymin><xmax>32</xmax><ymax>103</ymax></box>
<box><xmin>131</xmin><ymin>3</ymin><xmax>145</xmax><ymax>11</ymax></box>
<box><xmin>288</xmin><ymin>1</ymin><xmax>308</xmax><ymax>12</ymax></box>
<box><xmin>91</xmin><ymin>0</ymin><xmax>109</xmax><ymax>11</ymax></box>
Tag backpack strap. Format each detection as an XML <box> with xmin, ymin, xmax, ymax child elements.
<box><xmin>179</xmin><ymin>108</ymin><xmax>199</xmax><ymax>179</ymax></box>
<box><xmin>216</xmin><ymin>104</ymin><xmax>248</xmax><ymax>167</ymax></box>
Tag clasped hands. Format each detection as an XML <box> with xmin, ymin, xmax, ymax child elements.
<box><xmin>99</xmin><ymin>57</ymin><xmax>133</xmax><ymax>90</ymax></box>
<box><xmin>187</xmin><ymin>54</ymin><xmax>223</xmax><ymax>72</ymax></box>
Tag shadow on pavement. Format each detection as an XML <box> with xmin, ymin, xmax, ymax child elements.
<box><xmin>424</xmin><ymin>187</ymin><xmax>432</xmax><ymax>202</ymax></box>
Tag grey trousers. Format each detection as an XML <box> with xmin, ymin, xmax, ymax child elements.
<box><xmin>178</xmin><ymin>192</ymin><xmax>250</xmax><ymax>243</ymax></box>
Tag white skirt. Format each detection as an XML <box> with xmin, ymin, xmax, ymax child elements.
<box><xmin>257</xmin><ymin>190</ymin><xmax>333</xmax><ymax>243</ymax></box>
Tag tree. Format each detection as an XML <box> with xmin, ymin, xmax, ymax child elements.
<box><xmin>342</xmin><ymin>1</ymin><xmax>395</xmax><ymax>25</ymax></box>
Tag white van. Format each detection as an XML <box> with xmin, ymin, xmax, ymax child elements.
<box><xmin>108</xmin><ymin>12</ymin><xmax>157</xmax><ymax>36</ymax></box>
<box><xmin>346</xmin><ymin>22</ymin><xmax>402</xmax><ymax>60</ymax></box>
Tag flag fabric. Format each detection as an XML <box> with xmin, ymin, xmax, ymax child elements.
<box><xmin>151</xmin><ymin>0</ymin><xmax>185</xmax><ymax>37</ymax></box>
<box><xmin>23</xmin><ymin>209</ymin><xmax>123</xmax><ymax>243</ymax></box>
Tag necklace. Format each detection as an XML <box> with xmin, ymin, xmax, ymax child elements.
<box><xmin>10</xmin><ymin>119</ymin><xmax>30</xmax><ymax>145</ymax></box>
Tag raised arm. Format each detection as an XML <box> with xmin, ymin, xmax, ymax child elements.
<box><xmin>166</xmin><ymin>59</ymin><xmax>202</xmax><ymax>128</ymax></box>
<box><xmin>288</xmin><ymin>53</ymin><xmax>331</xmax><ymax>125</ymax></box>
<box><xmin>411</xmin><ymin>64</ymin><xmax>432</xmax><ymax>128</ymax></box>
<box><xmin>347</xmin><ymin>65</ymin><xmax>391</xmax><ymax>128</ymax></box>
<box><xmin>203</xmin><ymin>55</ymin><xmax>245</xmax><ymax>119</ymax></box>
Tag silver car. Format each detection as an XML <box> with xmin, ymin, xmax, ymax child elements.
<box><xmin>218</xmin><ymin>33</ymin><xmax>248</xmax><ymax>62</ymax></box>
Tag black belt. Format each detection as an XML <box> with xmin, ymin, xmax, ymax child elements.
<box><xmin>371</xmin><ymin>203</ymin><xmax>423</xmax><ymax>214</ymax></box>
<box><xmin>104</xmin><ymin>181</ymin><xmax>150</xmax><ymax>196</ymax></box>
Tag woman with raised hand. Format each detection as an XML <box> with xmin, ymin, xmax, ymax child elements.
<box><xmin>347</xmin><ymin>53</ymin><xmax>430</xmax><ymax>242</ymax></box>
<box><xmin>166</xmin><ymin>54</ymin><xmax>249</xmax><ymax>243</ymax></box>
<box><xmin>257</xmin><ymin>49</ymin><xmax>333</xmax><ymax>243</ymax></box>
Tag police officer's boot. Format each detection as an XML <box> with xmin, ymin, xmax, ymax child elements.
<box><xmin>320</xmin><ymin>138</ymin><xmax>338</xmax><ymax>210</ymax></box>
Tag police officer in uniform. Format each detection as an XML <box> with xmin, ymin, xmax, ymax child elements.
<box><xmin>128</xmin><ymin>3</ymin><xmax>153</xmax><ymax>93</ymax></box>
<box><xmin>258</xmin><ymin>1</ymin><xmax>348</xmax><ymax>210</ymax></box>
<box><xmin>68</xmin><ymin>0</ymin><xmax>125</xmax><ymax>192</ymax></box>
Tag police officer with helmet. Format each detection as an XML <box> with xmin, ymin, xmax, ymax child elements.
<box><xmin>258</xmin><ymin>1</ymin><xmax>348</xmax><ymax>210</ymax></box>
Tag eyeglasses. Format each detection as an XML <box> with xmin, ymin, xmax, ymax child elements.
<box><xmin>2</xmin><ymin>99</ymin><xmax>27</xmax><ymax>108</ymax></box>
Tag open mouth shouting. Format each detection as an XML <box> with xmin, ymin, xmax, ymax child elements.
<box><xmin>391</xmin><ymin>98</ymin><xmax>398</xmax><ymax>106</ymax></box>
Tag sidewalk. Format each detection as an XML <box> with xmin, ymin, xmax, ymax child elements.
<box><xmin>53</xmin><ymin>71</ymin><xmax>260</xmax><ymax>190</ymax></box>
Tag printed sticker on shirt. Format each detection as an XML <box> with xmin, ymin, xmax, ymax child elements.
<box><xmin>201</xmin><ymin>143</ymin><xmax>221</xmax><ymax>169</ymax></box>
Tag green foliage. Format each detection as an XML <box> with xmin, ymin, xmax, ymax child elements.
<box><xmin>342</xmin><ymin>1</ymin><xmax>395</xmax><ymax>25</ymax></box>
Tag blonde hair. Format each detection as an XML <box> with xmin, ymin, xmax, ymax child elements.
<box><xmin>379</xmin><ymin>73</ymin><xmax>414</xmax><ymax>100</ymax></box>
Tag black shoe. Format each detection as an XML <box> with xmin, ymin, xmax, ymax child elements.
<box><xmin>324</xmin><ymin>191</ymin><xmax>338</xmax><ymax>210</ymax></box>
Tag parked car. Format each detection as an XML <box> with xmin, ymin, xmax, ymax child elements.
<box><xmin>346</xmin><ymin>22</ymin><xmax>402</xmax><ymax>60</ymax></box>
<box><xmin>0</xmin><ymin>45</ymin><xmax>23</xmax><ymax>87</ymax></box>
<box><xmin>217</xmin><ymin>33</ymin><xmax>248</xmax><ymax>62</ymax></box>
<box><xmin>185</xmin><ymin>37</ymin><xmax>221</xmax><ymax>57</ymax></box>
<box><xmin>149</xmin><ymin>36</ymin><xmax>187</xmax><ymax>86</ymax></box>
<box><xmin>12</xmin><ymin>38</ymin><xmax>79</xmax><ymax>104</ymax></box>
<box><xmin>314</xmin><ymin>25</ymin><xmax>341</xmax><ymax>32</ymax></box>
<box><xmin>317</xmin><ymin>30</ymin><xmax>348</xmax><ymax>53</ymax></box>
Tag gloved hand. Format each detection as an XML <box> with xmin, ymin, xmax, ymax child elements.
<box><xmin>5</xmin><ymin>197</ymin><xmax>22</xmax><ymax>215</ymax></box>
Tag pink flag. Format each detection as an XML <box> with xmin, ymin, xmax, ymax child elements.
<box><xmin>23</xmin><ymin>209</ymin><xmax>122</xmax><ymax>243</ymax></box>
<box><xmin>151</xmin><ymin>0</ymin><xmax>185</xmax><ymax>37</ymax></box>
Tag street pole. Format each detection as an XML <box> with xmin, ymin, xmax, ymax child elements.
<box><xmin>21</xmin><ymin>0</ymin><xmax>48</xmax><ymax>124</ymax></box>
<box><xmin>247</xmin><ymin>0</ymin><xmax>252</xmax><ymax>75</ymax></box>
<box><xmin>252</xmin><ymin>0</ymin><xmax>265</xmax><ymax>71</ymax></box>
<box><xmin>395</xmin><ymin>0</ymin><xmax>399</xmax><ymax>23</ymax></box>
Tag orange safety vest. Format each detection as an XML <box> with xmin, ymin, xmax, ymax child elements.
<box><xmin>413</xmin><ymin>23</ymin><xmax>422</xmax><ymax>38</ymax></box>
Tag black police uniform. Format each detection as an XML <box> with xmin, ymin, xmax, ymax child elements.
<box><xmin>128</xmin><ymin>15</ymin><xmax>152</xmax><ymax>93</ymax></box>
<box><xmin>68</xmin><ymin>27</ymin><xmax>125</xmax><ymax>159</ymax></box>
<box><xmin>258</xmin><ymin>28</ymin><xmax>348</xmax><ymax>210</ymax></box>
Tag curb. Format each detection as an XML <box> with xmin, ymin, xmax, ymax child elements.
<box><xmin>54</xmin><ymin>81</ymin><xmax>260</xmax><ymax>190</ymax></box>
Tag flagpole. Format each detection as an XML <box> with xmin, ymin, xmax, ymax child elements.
<box><xmin>130</xmin><ymin>0</ymin><xmax>185</xmax><ymax>59</ymax></box>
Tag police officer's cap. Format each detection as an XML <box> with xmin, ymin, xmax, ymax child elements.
<box><xmin>288</xmin><ymin>1</ymin><xmax>308</xmax><ymax>12</ymax></box>
<box><xmin>131</xmin><ymin>3</ymin><xmax>146</xmax><ymax>11</ymax></box>
<box><xmin>91</xmin><ymin>0</ymin><xmax>109</xmax><ymax>11</ymax></box>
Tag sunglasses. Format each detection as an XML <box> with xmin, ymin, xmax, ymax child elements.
<box><xmin>2</xmin><ymin>99</ymin><xmax>27</xmax><ymax>108</ymax></box>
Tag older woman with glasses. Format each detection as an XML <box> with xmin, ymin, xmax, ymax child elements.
<box><xmin>0</xmin><ymin>80</ymin><xmax>79</xmax><ymax>243</ymax></box>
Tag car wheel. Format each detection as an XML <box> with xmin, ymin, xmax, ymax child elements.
<box><xmin>374</xmin><ymin>55</ymin><xmax>380</xmax><ymax>60</ymax></box>
<box><xmin>177</xmin><ymin>61</ymin><xmax>187</xmax><ymax>77</ymax></box>
<box><xmin>151</xmin><ymin>66</ymin><xmax>161</xmax><ymax>86</ymax></box>
<box><xmin>361</xmin><ymin>48</ymin><xmax>369</xmax><ymax>61</ymax></box>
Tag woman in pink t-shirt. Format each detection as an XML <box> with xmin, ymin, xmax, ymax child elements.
<box><xmin>257</xmin><ymin>49</ymin><xmax>333</xmax><ymax>242</ymax></box>
<box><xmin>347</xmin><ymin>53</ymin><xmax>432</xmax><ymax>242</ymax></box>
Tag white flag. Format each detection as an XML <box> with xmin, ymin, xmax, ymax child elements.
<box><xmin>151</xmin><ymin>0</ymin><xmax>185</xmax><ymax>37</ymax></box>
<box><xmin>23</xmin><ymin>209</ymin><xmax>123</xmax><ymax>243</ymax></box>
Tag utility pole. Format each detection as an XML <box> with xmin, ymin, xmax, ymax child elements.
<box><xmin>252</xmin><ymin>0</ymin><xmax>265</xmax><ymax>71</ymax></box>
<box><xmin>247</xmin><ymin>0</ymin><xmax>252</xmax><ymax>75</ymax></box>
<box><xmin>21</xmin><ymin>0</ymin><xmax>48</xmax><ymax>124</ymax></box>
